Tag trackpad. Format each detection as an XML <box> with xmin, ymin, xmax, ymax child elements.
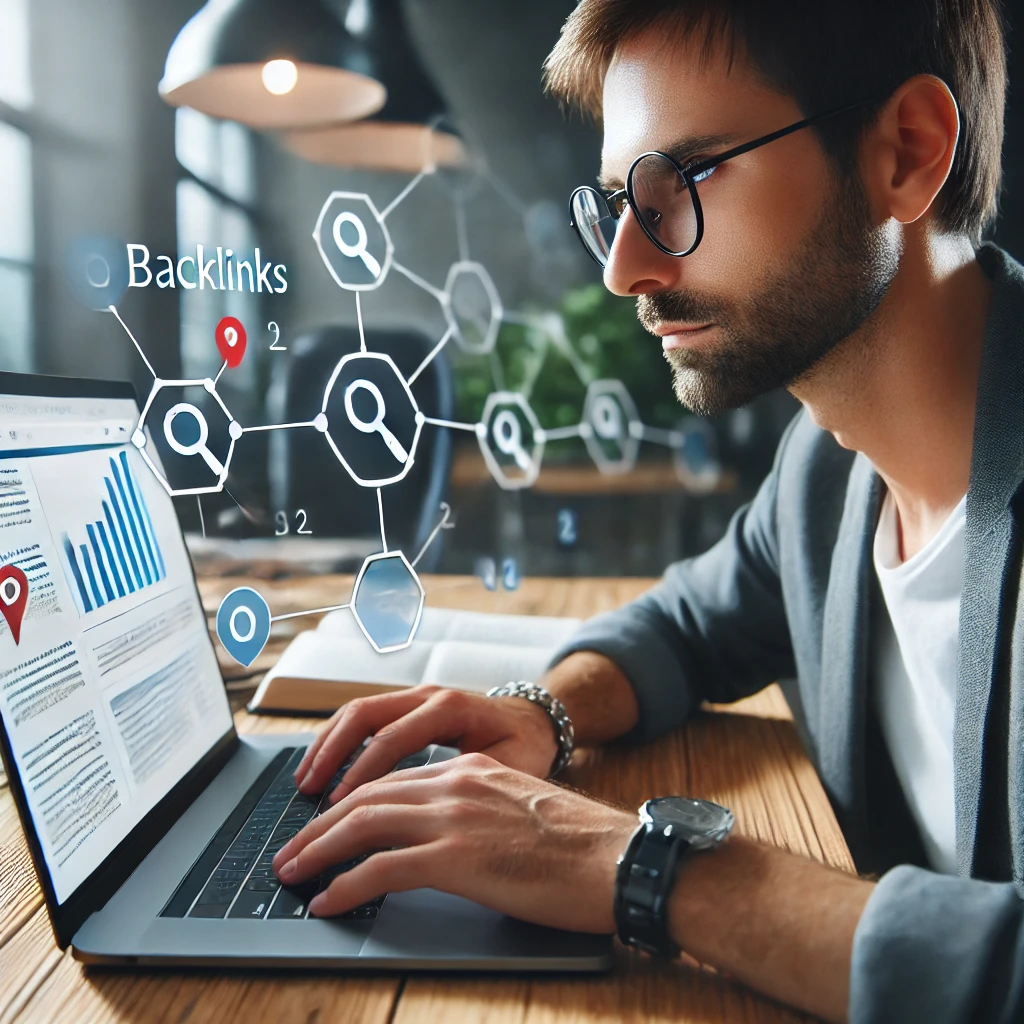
<box><xmin>362</xmin><ymin>888</ymin><xmax>590</xmax><ymax>960</ymax></box>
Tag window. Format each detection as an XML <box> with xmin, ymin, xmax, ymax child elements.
<box><xmin>174</xmin><ymin>107</ymin><xmax>259</xmax><ymax>389</ymax></box>
<box><xmin>0</xmin><ymin>0</ymin><xmax>34</xmax><ymax>373</ymax></box>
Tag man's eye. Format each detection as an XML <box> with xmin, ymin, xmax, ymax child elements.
<box><xmin>691</xmin><ymin>165</ymin><xmax>718</xmax><ymax>184</ymax></box>
<box><xmin>645</xmin><ymin>208</ymin><xmax>663</xmax><ymax>229</ymax></box>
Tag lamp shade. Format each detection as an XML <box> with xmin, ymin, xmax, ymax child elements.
<box><xmin>283</xmin><ymin>120</ymin><xmax>465</xmax><ymax>173</ymax></box>
<box><xmin>159</xmin><ymin>0</ymin><xmax>386</xmax><ymax>130</ymax></box>
<box><xmin>281</xmin><ymin>0</ymin><xmax>463</xmax><ymax>172</ymax></box>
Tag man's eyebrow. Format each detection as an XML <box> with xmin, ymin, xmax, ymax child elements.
<box><xmin>597</xmin><ymin>130</ymin><xmax>743</xmax><ymax>191</ymax></box>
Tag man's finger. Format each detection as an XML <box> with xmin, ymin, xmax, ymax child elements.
<box><xmin>298</xmin><ymin>686</ymin><xmax>441</xmax><ymax>793</ymax></box>
<box><xmin>328</xmin><ymin>691</ymin><xmax>477</xmax><ymax>800</ymax></box>
<box><xmin>307</xmin><ymin>845</ymin><xmax>443</xmax><ymax>918</ymax></box>
<box><xmin>274</xmin><ymin>766</ymin><xmax>464</xmax><ymax>870</ymax></box>
<box><xmin>275</xmin><ymin>803</ymin><xmax>435</xmax><ymax>885</ymax></box>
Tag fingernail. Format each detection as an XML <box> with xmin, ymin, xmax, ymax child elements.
<box><xmin>298</xmin><ymin>770</ymin><xmax>314</xmax><ymax>791</ymax></box>
<box><xmin>277</xmin><ymin>859</ymin><xmax>297</xmax><ymax>882</ymax></box>
<box><xmin>308</xmin><ymin>893</ymin><xmax>326</xmax><ymax>915</ymax></box>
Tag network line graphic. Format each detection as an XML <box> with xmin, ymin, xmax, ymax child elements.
<box><xmin>102</xmin><ymin>152</ymin><xmax>721</xmax><ymax>664</ymax></box>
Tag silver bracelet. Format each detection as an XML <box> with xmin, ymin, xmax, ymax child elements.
<box><xmin>486</xmin><ymin>680</ymin><xmax>575</xmax><ymax>777</ymax></box>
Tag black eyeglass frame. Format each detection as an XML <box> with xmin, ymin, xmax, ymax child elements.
<box><xmin>568</xmin><ymin>95</ymin><xmax>887</xmax><ymax>266</ymax></box>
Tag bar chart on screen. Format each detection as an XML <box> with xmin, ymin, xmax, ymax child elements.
<box><xmin>60</xmin><ymin>450</ymin><xmax>166</xmax><ymax>615</ymax></box>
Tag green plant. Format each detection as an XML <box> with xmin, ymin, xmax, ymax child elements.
<box><xmin>452</xmin><ymin>283</ymin><xmax>680</xmax><ymax>436</ymax></box>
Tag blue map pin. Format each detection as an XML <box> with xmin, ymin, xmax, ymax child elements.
<box><xmin>216</xmin><ymin>587</ymin><xmax>271</xmax><ymax>667</ymax></box>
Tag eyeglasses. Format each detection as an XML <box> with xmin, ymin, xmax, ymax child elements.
<box><xmin>568</xmin><ymin>97</ymin><xmax>882</xmax><ymax>268</ymax></box>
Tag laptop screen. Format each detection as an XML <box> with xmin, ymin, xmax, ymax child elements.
<box><xmin>0</xmin><ymin>383</ymin><xmax>233</xmax><ymax>905</ymax></box>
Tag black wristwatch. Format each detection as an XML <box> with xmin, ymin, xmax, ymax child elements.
<box><xmin>614</xmin><ymin>796</ymin><xmax>735</xmax><ymax>957</ymax></box>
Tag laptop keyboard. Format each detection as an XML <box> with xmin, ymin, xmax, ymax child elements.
<box><xmin>162</xmin><ymin>746</ymin><xmax>385</xmax><ymax>922</ymax></box>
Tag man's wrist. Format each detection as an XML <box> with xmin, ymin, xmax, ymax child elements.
<box><xmin>540</xmin><ymin>651</ymin><xmax>640</xmax><ymax>747</ymax></box>
<box><xmin>487</xmin><ymin>681</ymin><xmax>575</xmax><ymax>776</ymax></box>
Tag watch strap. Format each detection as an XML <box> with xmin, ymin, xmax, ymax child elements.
<box><xmin>614</xmin><ymin>821</ymin><xmax>687</xmax><ymax>957</ymax></box>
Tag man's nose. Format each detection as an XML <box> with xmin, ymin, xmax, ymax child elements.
<box><xmin>602</xmin><ymin>206</ymin><xmax>680</xmax><ymax>297</ymax></box>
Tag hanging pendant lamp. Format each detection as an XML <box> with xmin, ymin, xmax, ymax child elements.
<box><xmin>281</xmin><ymin>0</ymin><xmax>464</xmax><ymax>172</ymax></box>
<box><xmin>159</xmin><ymin>0</ymin><xmax>386</xmax><ymax>130</ymax></box>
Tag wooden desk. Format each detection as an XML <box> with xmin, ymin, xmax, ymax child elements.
<box><xmin>0</xmin><ymin>575</ymin><xmax>853</xmax><ymax>1023</ymax></box>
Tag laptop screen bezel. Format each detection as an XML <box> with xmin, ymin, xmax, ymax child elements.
<box><xmin>0</xmin><ymin>370</ymin><xmax>239</xmax><ymax>949</ymax></box>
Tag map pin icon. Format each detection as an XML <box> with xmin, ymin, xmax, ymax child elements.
<box><xmin>215</xmin><ymin>316</ymin><xmax>247</xmax><ymax>369</ymax></box>
<box><xmin>0</xmin><ymin>565</ymin><xmax>29</xmax><ymax>646</ymax></box>
<box><xmin>216</xmin><ymin>587</ymin><xmax>271</xmax><ymax>667</ymax></box>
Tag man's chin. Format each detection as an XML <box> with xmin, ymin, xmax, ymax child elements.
<box><xmin>669</xmin><ymin>365</ymin><xmax>770</xmax><ymax>418</ymax></box>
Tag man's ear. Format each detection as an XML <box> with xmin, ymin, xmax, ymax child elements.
<box><xmin>860</xmin><ymin>74</ymin><xmax>960</xmax><ymax>227</ymax></box>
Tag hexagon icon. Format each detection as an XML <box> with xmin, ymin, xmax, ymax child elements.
<box><xmin>477</xmin><ymin>391</ymin><xmax>544</xmax><ymax>490</ymax></box>
<box><xmin>313</xmin><ymin>191</ymin><xmax>393</xmax><ymax>291</ymax></box>
<box><xmin>131</xmin><ymin>378</ymin><xmax>240</xmax><ymax>496</ymax></box>
<box><xmin>320</xmin><ymin>351</ymin><xmax>423</xmax><ymax>487</ymax></box>
<box><xmin>443</xmin><ymin>261</ymin><xmax>502</xmax><ymax>354</ymax></box>
<box><xmin>351</xmin><ymin>551</ymin><xmax>425</xmax><ymax>653</ymax></box>
<box><xmin>673</xmin><ymin>416</ymin><xmax>723</xmax><ymax>494</ymax></box>
<box><xmin>581</xmin><ymin>379</ymin><xmax>640</xmax><ymax>475</ymax></box>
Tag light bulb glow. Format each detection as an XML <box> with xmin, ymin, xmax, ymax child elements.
<box><xmin>262</xmin><ymin>59</ymin><xmax>298</xmax><ymax>96</ymax></box>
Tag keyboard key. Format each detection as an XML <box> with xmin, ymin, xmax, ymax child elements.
<box><xmin>269</xmin><ymin>887</ymin><xmax>310</xmax><ymax>919</ymax></box>
<box><xmin>189</xmin><ymin>902</ymin><xmax>229</xmax><ymax>919</ymax></box>
<box><xmin>245</xmin><ymin>878</ymin><xmax>281</xmax><ymax>891</ymax></box>
<box><xmin>228</xmin><ymin>888</ymin><xmax>277</xmax><ymax>919</ymax></box>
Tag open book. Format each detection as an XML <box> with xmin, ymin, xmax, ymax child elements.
<box><xmin>247</xmin><ymin>607</ymin><xmax>582</xmax><ymax>715</ymax></box>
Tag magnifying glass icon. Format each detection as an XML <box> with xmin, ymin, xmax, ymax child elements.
<box><xmin>333</xmin><ymin>212</ymin><xmax>382</xmax><ymax>279</ymax></box>
<box><xmin>163</xmin><ymin>403</ymin><xmax>225</xmax><ymax>475</ymax></box>
<box><xmin>492</xmin><ymin>410</ymin><xmax>533</xmax><ymax>472</ymax></box>
<box><xmin>592</xmin><ymin>395</ymin><xmax>624</xmax><ymax>440</ymax></box>
<box><xmin>344</xmin><ymin>378</ymin><xmax>409</xmax><ymax>464</ymax></box>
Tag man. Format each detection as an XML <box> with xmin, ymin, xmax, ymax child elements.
<box><xmin>273</xmin><ymin>1</ymin><xmax>1024</xmax><ymax>1020</ymax></box>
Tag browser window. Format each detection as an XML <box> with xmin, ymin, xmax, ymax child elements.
<box><xmin>0</xmin><ymin>392</ymin><xmax>232</xmax><ymax>903</ymax></box>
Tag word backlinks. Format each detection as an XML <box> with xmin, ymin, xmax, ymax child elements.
<box><xmin>127</xmin><ymin>244</ymin><xmax>288</xmax><ymax>293</ymax></box>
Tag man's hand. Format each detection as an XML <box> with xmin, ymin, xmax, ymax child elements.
<box><xmin>293</xmin><ymin>685</ymin><xmax>560</xmax><ymax>803</ymax></box>
<box><xmin>274</xmin><ymin>752</ymin><xmax>637</xmax><ymax>933</ymax></box>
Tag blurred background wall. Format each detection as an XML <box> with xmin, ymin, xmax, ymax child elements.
<box><xmin>1</xmin><ymin>0</ymin><xmax>1021</xmax><ymax>580</ymax></box>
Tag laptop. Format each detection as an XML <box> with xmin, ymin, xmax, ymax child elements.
<box><xmin>0</xmin><ymin>371</ymin><xmax>612</xmax><ymax>971</ymax></box>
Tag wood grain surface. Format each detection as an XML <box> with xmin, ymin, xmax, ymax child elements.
<box><xmin>0</xmin><ymin>574</ymin><xmax>853</xmax><ymax>1024</ymax></box>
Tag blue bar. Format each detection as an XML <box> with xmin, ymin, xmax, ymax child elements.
<box><xmin>87</xmin><ymin>524</ymin><xmax>115</xmax><ymax>603</ymax></box>
<box><xmin>96</xmin><ymin>521</ymin><xmax>125</xmax><ymax>598</ymax></box>
<box><xmin>103</xmin><ymin>500</ymin><xmax>136</xmax><ymax>594</ymax></box>
<box><xmin>120</xmin><ymin>451</ymin><xmax>163</xmax><ymax>582</ymax></box>
<box><xmin>111</xmin><ymin>456</ymin><xmax>151</xmax><ymax>586</ymax></box>
<box><xmin>105</xmin><ymin>477</ymin><xmax>143</xmax><ymax>590</ymax></box>
<box><xmin>63</xmin><ymin>535</ymin><xmax>93</xmax><ymax>613</ymax></box>
<box><xmin>80</xmin><ymin>543</ymin><xmax>104</xmax><ymax>609</ymax></box>
<box><xmin>129</xmin><ymin>458</ymin><xmax>165</xmax><ymax>581</ymax></box>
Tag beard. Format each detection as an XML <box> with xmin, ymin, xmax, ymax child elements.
<box><xmin>639</xmin><ymin>169</ymin><xmax>901</xmax><ymax>416</ymax></box>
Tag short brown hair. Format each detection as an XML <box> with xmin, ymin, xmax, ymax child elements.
<box><xmin>544</xmin><ymin>0</ymin><xmax>1007</xmax><ymax>244</ymax></box>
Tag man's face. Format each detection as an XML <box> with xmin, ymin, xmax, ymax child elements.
<box><xmin>599</xmin><ymin>29</ymin><xmax>900</xmax><ymax>415</ymax></box>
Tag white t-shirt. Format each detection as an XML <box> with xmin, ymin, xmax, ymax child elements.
<box><xmin>872</xmin><ymin>488</ymin><xmax>966</xmax><ymax>875</ymax></box>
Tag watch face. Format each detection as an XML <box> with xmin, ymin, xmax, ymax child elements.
<box><xmin>643</xmin><ymin>797</ymin><xmax>733</xmax><ymax>834</ymax></box>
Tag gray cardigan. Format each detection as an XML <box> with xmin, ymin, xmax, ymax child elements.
<box><xmin>551</xmin><ymin>242</ymin><xmax>1024</xmax><ymax>1023</ymax></box>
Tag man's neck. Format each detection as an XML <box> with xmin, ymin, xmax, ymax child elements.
<box><xmin>791</xmin><ymin>229</ymin><xmax>992</xmax><ymax>559</ymax></box>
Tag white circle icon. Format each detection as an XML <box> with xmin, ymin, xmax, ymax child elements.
<box><xmin>86</xmin><ymin>255</ymin><xmax>111</xmax><ymax>289</ymax></box>
<box><xmin>1</xmin><ymin>578</ymin><xmax>21</xmax><ymax>606</ymax></box>
<box><xmin>343</xmin><ymin>378</ymin><xmax>410</xmax><ymax>464</ymax></box>
<box><xmin>229</xmin><ymin>606</ymin><xmax>256</xmax><ymax>644</ymax></box>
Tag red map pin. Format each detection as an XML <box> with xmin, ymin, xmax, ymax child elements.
<box><xmin>215</xmin><ymin>316</ymin><xmax>247</xmax><ymax>369</ymax></box>
<box><xmin>0</xmin><ymin>564</ymin><xmax>28</xmax><ymax>646</ymax></box>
